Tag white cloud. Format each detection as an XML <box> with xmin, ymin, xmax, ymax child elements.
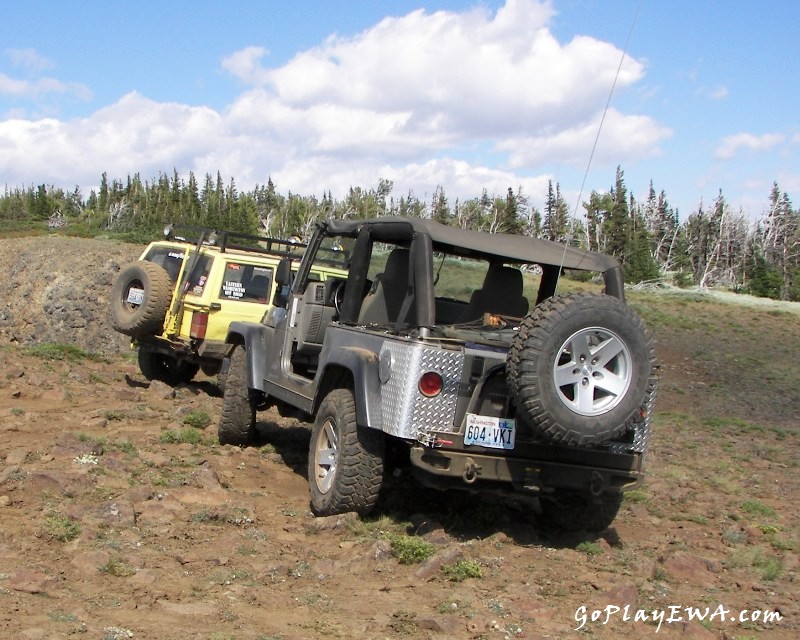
<box><xmin>0</xmin><ymin>0</ymin><xmax>662</xmax><ymax>208</ymax></box>
<box><xmin>0</xmin><ymin>93</ymin><xmax>221</xmax><ymax>184</ymax></box>
<box><xmin>497</xmin><ymin>108</ymin><xmax>671</xmax><ymax>168</ymax></box>
<box><xmin>226</xmin><ymin>0</ymin><xmax>644</xmax><ymax>142</ymax></box>
<box><xmin>714</xmin><ymin>132</ymin><xmax>784</xmax><ymax>160</ymax></box>
<box><xmin>708</xmin><ymin>85</ymin><xmax>729</xmax><ymax>100</ymax></box>
<box><xmin>6</xmin><ymin>48</ymin><xmax>53</xmax><ymax>72</ymax></box>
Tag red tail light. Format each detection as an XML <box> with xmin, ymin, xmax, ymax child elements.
<box><xmin>418</xmin><ymin>371</ymin><xmax>443</xmax><ymax>397</ymax></box>
<box><xmin>190</xmin><ymin>311</ymin><xmax>208</xmax><ymax>339</ymax></box>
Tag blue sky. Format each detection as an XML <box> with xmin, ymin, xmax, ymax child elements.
<box><xmin>1</xmin><ymin>0</ymin><xmax>798</xmax><ymax>221</ymax></box>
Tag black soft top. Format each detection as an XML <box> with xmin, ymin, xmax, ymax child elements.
<box><xmin>323</xmin><ymin>216</ymin><xmax>618</xmax><ymax>273</ymax></box>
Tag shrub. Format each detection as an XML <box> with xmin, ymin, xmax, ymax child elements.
<box><xmin>389</xmin><ymin>535</ymin><xmax>436</xmax><ymax>564</ymax></box>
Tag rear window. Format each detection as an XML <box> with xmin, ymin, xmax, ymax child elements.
<box><xmin>220</xmin><ymin>263</ymin><xmax>274</xmax><ymax>302</ymax></box>
<box><xmin>143</xmin><ymin>246</ymin><xmax>185</xmax><ymax>283</ymax></box>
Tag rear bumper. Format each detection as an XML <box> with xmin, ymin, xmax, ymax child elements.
<box><xmin>409</xmin><ymin>445</ymin><xmax>643</xmax><ymax>495</ymax></box>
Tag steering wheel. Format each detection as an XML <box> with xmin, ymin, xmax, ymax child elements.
<box><xmin>332</xmin><ymin>280</ymin><xmax>346</xmax><ymax>315</ymax></box>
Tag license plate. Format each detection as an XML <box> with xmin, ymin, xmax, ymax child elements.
<box><xmin>464</xmin><ymin>414</ymin><xmax>515</xmax><ymax>449</ymax></box>
<box><xmin>126</xmin><ymin>288</ymin><xmax>144</xmax><ymax>305</ymax></box>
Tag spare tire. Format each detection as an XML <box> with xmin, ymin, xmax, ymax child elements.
<box><xmin>110</xmin><ymin>261</ymin><xmax>173</xmax><ymax>337</ymax></box>
<box><xmin>507</xmin><ymin>293</ymin><xmax>655</xmax><ymax>447</ymax></box>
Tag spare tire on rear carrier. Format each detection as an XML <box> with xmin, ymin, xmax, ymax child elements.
<box><xmin>110</xmin><ymin>261</ymin><xmax>173</xmax><ymax>337</ymax></box>
<box><xmin>507</xmin><ymin>293</ymin><xmax>655</xmax><ymax>447</ymax></box>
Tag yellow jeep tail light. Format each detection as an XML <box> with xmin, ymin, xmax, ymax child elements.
<box><xmin>190</xmin><ymin>311</ymin><xmax>209</xmax><ymax>339</ymax></box>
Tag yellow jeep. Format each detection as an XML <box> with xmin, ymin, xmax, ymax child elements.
<box><xmin>110</xmin><ymin>225</ymin><xmax>348</xmax><ymax>384</ymax></box>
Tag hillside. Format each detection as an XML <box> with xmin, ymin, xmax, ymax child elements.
<box><xmin>0</xmin><ymin>235</ymin><xmax>798</xmax><ymax>639</ymax></box>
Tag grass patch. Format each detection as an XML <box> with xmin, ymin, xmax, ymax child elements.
<box><xmin>159</xmin><ymin>427</ymin><xmax>207</xmax><ymax>445</ymax></box>
<box><xmin>42</xmin><ymin>513</ymin><xmax>80</xmax><ymax>542</ymax></box>
<box><xmin>442</xmin><ymin>560</ymin><xmax>482</xmax><ymax>582</ymax></box>
<box><xmin>728</xmin><ymin>546</ymin><xmax>782</xmax><ymax>581</ymax></box>
<box><xmin>100</xmin><ymin>558</ymin><xmax>136</xmax><ymax>577</ymax></box>
<box><xmin>388</xmin><ymin>535</ymin><xmax>436</xmax><ymax>564</ymax></box>
<box><xmin>623</xmin><ymin>490</ymin><xmax>648</xmax><ymax>503</ymax></box>
<box><xmin>740</xmin><ymin>500</ymin><xmax>777</xmax><ymax>518</ymax></box>
<box><xmin>27</xmin><ymin>342</ymin><xmax>104</xmax><ymax>362</ymax></box>
<box><xmin>182</xmin><ymin>409</ymin><xmax>211</xmax><ymax>429</ymax></box>
<box><xmin>575</xmin><ymin>541</ymin><xmax>604</xmax><ymax>556</ymax></box>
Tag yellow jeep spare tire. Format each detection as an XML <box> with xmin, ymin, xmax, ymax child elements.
<box><xmin>110</xmin><ymin>261</ymin><xmax>172</xmax><ymax>337</ymax></box>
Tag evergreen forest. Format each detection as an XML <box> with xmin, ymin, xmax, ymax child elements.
<box><xmin>2</xmin><ymin>167</ymin><xmax>798</xmax><ymax>301</ymax></box>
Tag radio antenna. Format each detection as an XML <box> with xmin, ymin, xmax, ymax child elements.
<box><xmin>556</xmin><ymin>1</ymin><xmax>642</xmax><ymax>287</ymax></box>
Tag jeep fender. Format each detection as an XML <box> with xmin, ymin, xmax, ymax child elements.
<box><xmin>226</xmin><ymin>321</ymin><xmax>269</xmax><ymax>392</ymax></box>
<box><xmin>316</xmin><ymin>347</ymin><xmax>382</xmax><ymax>431</ymax></box>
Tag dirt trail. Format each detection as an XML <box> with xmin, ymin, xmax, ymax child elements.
<box><xmin>0</xmin><ymin>236</ymin><xmax>797</xmax><ymax>639</ymax></box>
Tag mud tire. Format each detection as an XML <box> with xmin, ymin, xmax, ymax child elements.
<box><xmin>508</xmin><ymin>293</ymin><xmax>655</xmax><ymax>447</ymax></box>
<box><xmin>110</xmin><ymin>261</ymin><xmax>172</xmax><ymax>337</ymax></box>
<box><xmin>217</xmin><ymin>345</ymin><xmax>258</xmax><ymax>446</ymax></box>
<box><xmin>308</xmin><ymin>388</ymin><xmax>384</xmax><ymax>516</ymax></box>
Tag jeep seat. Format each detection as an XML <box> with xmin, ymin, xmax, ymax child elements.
<box><xmin>358</xmin><ymin>248</ymin><xmax>411</xmax><ymax>326</ymax></box>
<box><xmin>461</xmin><ymin>264</ymin><xmax>529</xmax><ymax>321</ymax></box>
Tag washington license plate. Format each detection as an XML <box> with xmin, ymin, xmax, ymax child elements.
<box><xmin>464</xmin><ymin>414</ymin><xmax>515</xmax><ymax>450</ymax></box>
<box><xmin>126</xmin><ymin>288</ymin><xmax>144</xmax><ymax>305</ymax></box>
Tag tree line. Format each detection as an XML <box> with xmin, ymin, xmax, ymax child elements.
<box><xmin>1</xmin><ymin>167</ymin><xmax>798</xmax><ymax>301</ymax></box>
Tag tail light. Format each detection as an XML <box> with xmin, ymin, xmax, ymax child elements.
<box><xmin>190</xmin><ymin>311</ymin><xmax>209</xmax><ymax>339</ymax></box>
<box><xmin>418</xmin><ymin>371</ymin><xmax>443</xmax><ymax>397</ymax></box>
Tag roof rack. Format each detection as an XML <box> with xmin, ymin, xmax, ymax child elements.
<box><xmin>163</xmin><ymin>223</ymin><xmax>348</xmax><ymax>267</ymax></box>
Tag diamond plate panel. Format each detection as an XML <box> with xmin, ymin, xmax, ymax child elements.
<box><xmin>379</xmin><ymin>341</ymin><xmax>463</xmax><ymax>443</ymax></box>
<box><xmin>607</xmin><ymin>381</ymin><xmax>657</xmax><ymax>455</ymax></box>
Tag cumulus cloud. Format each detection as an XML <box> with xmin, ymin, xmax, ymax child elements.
<box><xmin>0</xmin><ymin>93</ymin><xmax>221</xmax><ymax>183</ymax></box>
<box><xmin>497</xmin><ymin>108</ymin><xmax>671</xmax><ymax>168</ymax></box>
<box><xmin>235</xmin><ymin>0</ymin><xmax>645</xmax><ymax>143</ymax></box>
<box><xmin>6</xmin><ymin>48</ymin><xmax>53</xmax><ymax>72</ymax></box>
<box><xmin>1</xmin><ymin>48</ymin><xmax>90</xmax><ymax>102</ymax></box>
<box><xmin>714</xmin><ymin>132</ymin><xmax>784</xmax><ymax>160</ymax></box>
<box><xmin>1</xmin><ymin>0</ymin><xmax>666</xmax><ymax>207</ymax></box>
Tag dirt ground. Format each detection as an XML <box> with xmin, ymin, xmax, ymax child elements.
<box><xmin>0</xmin><ymin>236</ymin><xmax>798</xmax><ymax>640</ymax></box>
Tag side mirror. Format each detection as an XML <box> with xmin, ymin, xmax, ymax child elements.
<box><xmin>275</xmin><ymin>258</ymin><xmax>293</xmax><ymax>286</ymax></box>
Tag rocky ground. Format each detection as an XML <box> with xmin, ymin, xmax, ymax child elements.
<box><xmin>0</xmin><ymin>235</ymin><xmax>798</xmax><ymax>640</ymax></box>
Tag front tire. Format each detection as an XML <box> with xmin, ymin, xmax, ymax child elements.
<box><xmin>218</xmin><ymin>345</ymin><xmax>258</xmax><ymax>446</ymax></box>
<box><xmin>308</xmin><ymin>388</ymin><xmax>384</xmax><ymax>516</ymax></box>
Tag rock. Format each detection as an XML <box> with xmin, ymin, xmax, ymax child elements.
<box><xmin>416</xmin><ymin>615</ymin><xmax>460</xmax><ymax>634</ymax></box>
<box><xmin>148</xmin><ymin>379</ymin><xmax>176</xmax><ymax>399</ymax></box>
<box><xmin>414</xmin><ymin>545</ymin><xmax>463</xmax><ymax>580</ymax></box>
<box><xmin>9</xmin><ymin>569</ymin><xmax>56</xmax><ymax>595</ymax></box>
<box><xmin>71</xmin><ymin>550</ymin><xmax>112</xmax><ymax>575</ymax></box>
<box><xmin>304</xmin><ymin>512</ymin><xmax>358</xmax><ymax>532</ymax></box>
<box><xmin>592</xmin><ymin>582</ymin><xmax>639</xmax><ymax>611</ymax></box>
<box><xmin>660</xmin><ymin>551</ymin><xmax>716</xmax><ymax>587</ymax></box>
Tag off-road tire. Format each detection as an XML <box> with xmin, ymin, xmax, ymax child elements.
<box><xmin>218</xmin><ymin>345</ymin><xmax>257</xmax><ymax>446</ymax></box>
<box><xmin>540</xmin><ymin>491</ymin><xmax>623</xmax><ymax>532</ymax></box>
<box><xmin>508</xmin><ymin>293</ymin><xmax>655</xmax><ymax>447</ymax></box>
<box><xmin>308</xmin><ymin>388</ymin><xmax>384</xmax><ymax>516</ymax></box>
<box><xmin>110</xmin><ymin>261</ymin><xmax>172</xmax><ymax>337</ymax></box>
<box><xmin>138</xmin><ymin>349</ymin><xmax>199</xmax><ymax>385</ymax></box>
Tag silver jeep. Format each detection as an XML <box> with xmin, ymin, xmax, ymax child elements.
<box><xmin>221</xmin><ymin>217</ymin><xmax>657</xmax><ymax>531</ymax></box>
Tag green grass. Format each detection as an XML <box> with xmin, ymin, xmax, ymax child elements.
<box><xmin>575</xmin><ymin>541</ymin><xmax>604</xmax><ymax>556</ymax></box>
<box><xmin>159</xmin><ymin>427</ymin><xmax>208</xmax><ymax>445</ymax></box>
<box><xmin>100</xmin><ymin>558</ymin><xmax>136</xmax><ymax>577</ymax></box>
<box><xmin>740</xmin><ymin>500</ymin><xmax>777</xmax><ymax>518</ymax></box>
<box><xmin>27</xmin><ymin>342</ymin><xmax>104</xmax><ymax>362</ymax></box>
<box><xmin>442</xmin><ymin>560</ymin><xmax>482</xmax><ymax>582</ymax></box>
<box><xmin>388</xmin><ymin>535</ymin><xmax>436</xmax><ymax>564</ymax></box>
<box><xmin>42</xmin><ymin>513</ymin><xmax>80</xmax><ymax>542</ymax></box>
<box><xmin>182</xmin><ymin>409</ymin><xmax>211</xmax><ymax>429</ymax></box>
